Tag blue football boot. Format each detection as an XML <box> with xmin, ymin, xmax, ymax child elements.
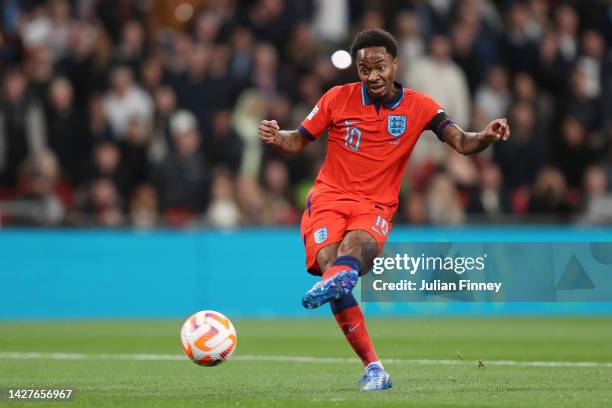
<box><xmin>301</xmin><ymin>269</ymin><xmax>358</xmax><ymax>309</ymax></box>
<box><xmin>359</xmin><ymin>363</ymin><xmax>392</xmax><ymax>391</ymax></box>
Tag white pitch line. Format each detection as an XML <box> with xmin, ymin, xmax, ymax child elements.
<box><xmin>1</xmin><ymin>352</ymin><xmax>611</xmax><ymax>369</ymax></box>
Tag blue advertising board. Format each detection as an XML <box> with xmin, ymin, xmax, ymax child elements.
<box><xmin>1</xmin><ymin>227</ymin><xmax>611</xmax><ymax>318</ymax></box>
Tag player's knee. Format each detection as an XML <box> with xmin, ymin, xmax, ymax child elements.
<box><xmin>316</xmin><ymin>243</ymin><xmax>339</xmax><ymax>273</ymax></box>
<box><xmin>320</xmin><ymin>257</ymin><xmax>336</xmax><ymax>272</ymax></box>
<box><xmin>338</xmin><ymin>231</ymin><xmax>378</xmax><ymax>274</ymax></box>
<box><xmin>337</xmin><ymin>233</ymin><xmax>362</xmax><ymax>257</ymax></box>
<box><xmin>338</xmin><ymin>230</ymin><xmax>377</xmax><ymax>258</ymax></box>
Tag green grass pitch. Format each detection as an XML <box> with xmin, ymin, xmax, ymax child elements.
<box><xmin>1</xmin><ymin>318</ymin><xmax>611</xmax><ymax>407</ymax></box>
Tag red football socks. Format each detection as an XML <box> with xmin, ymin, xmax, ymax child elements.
<box><xmin>322</xmin><ymin>257</ymin><xmax>378</xmax><ymax>367</ymax></box>
<box><xmin>333</xmin><ymin>304</ymin><xmax>379</xmax><ymax>367</ymax></box>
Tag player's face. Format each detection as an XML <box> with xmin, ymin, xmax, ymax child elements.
<box><xmin>356</xmin><ymin>47</ymin><xmax>398</xmax><ymax>102</ymax></box>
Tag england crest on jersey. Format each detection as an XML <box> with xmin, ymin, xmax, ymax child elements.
<box><xmin>314</xmin><ymin>227</ymin><xmax>328</xmax><ymax>244</ymax></box>
<box><xmin>387</xmin><ymin>115</ymin><xmax>406</xmax><ymax>137</ymax></box>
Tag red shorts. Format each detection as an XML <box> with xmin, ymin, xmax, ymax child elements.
<box><xmin>300</xmin><ymin>191</ymin><xmax>393</xmax><ymax>275</ymax></box>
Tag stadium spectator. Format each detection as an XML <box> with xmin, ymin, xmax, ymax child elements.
<box><xmin>406</xmin><ymin>34</ymin><xmax>471</xmax><ymax>127</ymax></box>
<box><xmin>0</xmin><ymin>68</ymin><xmax>47</xmax><ymax>188</ymax></box>
<box><xmin>261</xmin><ymin>159</ymin><xmax>297</xmax><ymax>225</ymax></box>
<box><xmin>528</xmin><ymin>167</ymin><xmax>573</xmax><ymax>222</ymax></box>
<box><xmin>236</xmin><ymin>175</ymin><xmax>268</xmax><ymax>225</ymax></box>
<box><xmin>246</xmin><ymin>0</ymin><xmax>293</xmax><ymax>48</ymax></box>
<box><xmin>206</xmin><ymin>167</ymin><xmax>241</xmax><ymax>229</ymax></box>
<box><xmin>526</xmin><ymin>0</ymin><xmax>549</xmax><ymax>40</ymax></box>
<box><xmin>400</xmin><ymin>190</ymin><xmax>429</xmax><ymax>225</ymax></box>
<box><xmin>475</xmin><ymin>66</ymin><xmax>511</xmax><ymax>123</ymax></box>
<box><xmin>286</xmin><ymin>22</ymin><xmax>322</xmax><ymax>75</ymax></box>
<box><xmin>12</xmin><ymin>149</ymin><xmax>64</xmax><ymax>225</ymax></box>
<box><xmin>395</xmin><ymin>11</ymin><xmax>424</xmax><ymax>75</ymax></box>
<box><xmin>119</xmin><ymin>117</ymin><xmax>150</xmax><ymax>198</ymax></box>
<box><xmin>45</xmin><ymin>77</ymin><xmax>85</xmax><ymax>185</ymax></box>
<box><xmin>21</xmin><ymin>0</ymin><xmax>73</xmax><ymax>62</ymax></box>
<box><xmin>84</xmin><ymin>94</ymin><xmax>115</xmax><ymax>149</ymax></box>
<box><xmin>208</xmin><ymin>110</ymin><xmax>243</xmax><ymax>175</ymax></box>
<box><xmin>174</xmin><ymin>43</ymin><xmax>212</xmax><ymax>130</ymax></box>
<box><xmin>536</xmin><ymin>29</ymin><xmax>573</xmax><ymax>94</ymax></box>
<box><xmin>555</xmin><ymin>5</ymin><xmax>579</xmax><ymax>63</ymax></box>
<box><xmin>426</xmin><ymin>172</ymin><xmax>465</xmax><ymax>225</ymax></box>
<box><xmin>312</xmin><ymin>0</ymin><xmax>349</xmax><ymax>45</ymax></box>
<box><xmin>493</xmin><ymin>101</ymin><xmax>544</xmax><ymax>191</ymax></box>
<box><xmin>128</xmin><ymin>183</ymin><xmax>159</xmax><ymax>228</ymax></box>
<box><xmin>577</xmin><ymin>165</ymin><xmax>612</xmax><ymax>224</ymax></box>
<box><xmin>232</xmin><ymin>89</ymin><xmax>266</xmax><ymax>177</ymax></box>
<box><xmin>60</xmin><ymin>22</ymin><xmax>111</xmax><ymax>107</ymax></box>
<box><xmin>86</xmin><ymin>141</ymin><xmax>124</xmax><ymax>195</ymax></box>
<box><xmin>229</xmin><ymin>26</ymin><xmax>255</xmax><ymax>81</ymax></box>
<box><xmin>512</xmin><ymin>72</ymin><xmax>538</xmax><ymax>104</ymax></box>
<box><xmin>500</xmin><ymin>2</ymin><xmax>539</xmax><ymax>74</ymax></box>
<box><xmin>140</xmin><ymin>56</ymin><xmax>165</xmax><ymax>95</ymax></box>
<box><xmin>552</xmin><ymin>117</ymin><xmax>595</xmax><ymax>189</ymax></box>
<box><xmin>558</xmin><ymin>66</ymin><xmax>603</xmax><ymax>133</ymax></box>
<box><xmin>24</xmin><ymin>45</ymin><xmax>55</xmax><ymax>102</ymax></box>
<box><xmin>152</xmin><ymin>110</ymin><xmax>211</xmax><ymax>221</ymax></box>
<box><xmin>466</xmin><ymin>161</ymin><xmax>510</xmax><ymax>222</ymax></box>
<box><xmin>250</xmin><ymin>42</ymin><xmax>282</xmax><ymax>98</ymax></box>
<box><xmin>149</xmin><ymin>86</ymin><xmax>178</xmax><ymax>164</ymax></box>
<box><xmin>103</xmin><ymin>65</ymin><xmax>153</xmax><ymax>137</ymax></box>
<box><xmin>193</xmin><ymin>11</ymin><xmax>222</xmax><ymax>46</ymax></box>
<box><xmin>74</xmin><ymin>178</ymin><xmax>124</xmax><ymax>227</ymax></box>
<box><xmin>114</xmin><ymin>20</ymin><xmax>147</xmax><ymax>75</ymax></box>
<box><xmin>450</xmin><ymin>20</ymin><xmax>483</xmax><ymax>96</ymax></box>
<box><xmin>406</xmin><ymin>34</ymin><xmax>471</xmax><ymax>168</ymax></box>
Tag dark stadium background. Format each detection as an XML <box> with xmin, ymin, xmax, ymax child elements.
<box><xmin>1</xmin><ymin>2</ymin><xmax>612</xmax><ymax>407</ymax></box>
<box><xmin>0</xmin><ymin>0</ymin><xmax>610</xmax><ymax>227</ymax></box>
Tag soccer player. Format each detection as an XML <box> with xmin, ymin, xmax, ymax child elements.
<box><xmin>258</xmin><ymin>29</ymin><xmax>510</xmax><ymax>391</ymax></box>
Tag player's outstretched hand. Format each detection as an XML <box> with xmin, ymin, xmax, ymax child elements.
<box><xmin>259</xmin><ymin>120</ymin><xmax>280</xmax><ymax>146</ymax></box>
<box><xmin>480</xmin><ymin>118</ymin><xmax>510</xmax><ymax>144</ymax></box>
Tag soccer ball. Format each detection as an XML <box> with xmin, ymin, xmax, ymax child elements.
<box><xmin>180</xmin><ymin>310</ymin><xmax>237</xmax><ymax>366</ymax></box>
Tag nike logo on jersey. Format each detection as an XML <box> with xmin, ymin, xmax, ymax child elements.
<box><xmin>344</xmin><ymin>120</ymin><xmax>361</xmax><ymax>125</ymax></box>
<box><xmin>348</xmin><ymin>323</ymin><xmax>361</xmax><ymax>333</ymax></box>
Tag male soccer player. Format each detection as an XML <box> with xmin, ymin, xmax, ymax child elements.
<box><xmin>258</xmin><ymin>29</ymin><xmax>510</xmax><ymax>391</ymax></box>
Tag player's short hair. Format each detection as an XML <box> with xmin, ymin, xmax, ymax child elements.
<box><xmin>350</xmin><ymin>29</ymin><xmax>398</xmax><ymax>61</ymax></box>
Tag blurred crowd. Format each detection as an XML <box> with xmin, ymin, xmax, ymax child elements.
<box><xmin>0</xmin><ymin>0</ymin><xmax>611</xmax><ymax>227</ymax></box>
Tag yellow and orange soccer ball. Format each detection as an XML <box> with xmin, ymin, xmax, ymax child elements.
<box><xmin>180</xmin><ymin>310</ymin><xmax>237</xmax><ymax>366</ymax></box>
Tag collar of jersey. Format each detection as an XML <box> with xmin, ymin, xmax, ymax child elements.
<box><xmin>361</xmin><ymin>81</ymin><xmax>404</xmax><ymax>109</ymax></box>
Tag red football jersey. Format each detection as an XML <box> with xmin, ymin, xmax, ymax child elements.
<box><xmin>299</xmin><ymin>82</ymin><xmax>443</xmax><ymax>216</ymax></box>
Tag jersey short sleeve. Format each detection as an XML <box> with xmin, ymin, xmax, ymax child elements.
<box><xmin>416</xmin><ymin>93</ymin><xmax>452</xmax><ymax>142</ymax></box>
<box><xmin>298</xmin><ymin>86</ymin><xmax>340</xmax><ymax>141</ymax></box>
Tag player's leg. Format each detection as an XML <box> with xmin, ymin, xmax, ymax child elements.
<box><xmin>300</xmin><ymin>191</ymin><xmax>348</xmax><ymax>276</ymax></box>
<box><xmin>331</xmin><ymin>232</ymin><xmax>383</xmax><ymax>355</ymax></box>
<box><xmin>314</xmin><ymin>229</ymin><xmax>390</xmax><ymax>390</ymax></box>
<box><xmin>301</xmin><ymin>233</ymin><xmax>362</xmax><ymax>309</ymax></box>
<box><xmin>302</xmin><ymin>224</ymin><xmax>382</xmax><ymax>309</ymax></box>
<box><xmin>336</xmin><ymin>204</ymin><xmax>393</xmax><ymax>389</ymax></box>
<box><xmin>302</xmin><ymin>208</ymin><xmax>391</xmax><ymax>389</ymax></box>
<box><xmin>332</xmin><ymin>230</ymin><xmax>391</xmax><ymax>390</ymax></box>
<box><xmin>300</xmin><ymin>198</ymin><xmax>374</xmax><ymax>309</ymax></box>
<box><xmin>302</xmin><ymin>229</ymin><xmax>375</xmax><ymax>309</ymax></box>
<box><xmin>315</xmin><ymin>242</ymin><xmax>340</xmax><ymax>272</ymax></box>
<box><xmin>301</xmin><ymin>241</ymin><xmax>359</xmax><ymax>309</ymax></box>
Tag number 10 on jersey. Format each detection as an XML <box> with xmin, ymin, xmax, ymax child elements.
<box><xmin>344</xmin><ymin>121</ymin><xmax>362</xmax><ymax>152</ymax></box>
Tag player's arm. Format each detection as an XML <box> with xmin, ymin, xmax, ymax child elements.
<box><xmin>260</xmin><ymin>86</ymin><xmax>337</xmax><ymax>153</ymax></box>
<box><xmin>258</xmin><ymin>120</ymin><xmax>309</xmax><ymax>154</ymax></box>
<box><xmin>430</xmin><ymin>112</ymin><xmax>510</xmax><ymax>155</ymax></box>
